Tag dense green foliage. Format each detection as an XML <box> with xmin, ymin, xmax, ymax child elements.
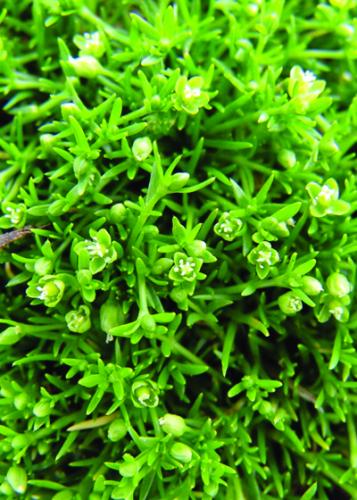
<box><xmin>1</xmin><ymin>0</ymin><xmax>357</xmax><ymax>498</ymax></box>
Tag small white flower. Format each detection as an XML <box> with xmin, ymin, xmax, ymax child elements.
<box><xmin>36</xmin><ymin>285</ymin><xmax>47</xmax><ymax>301</ymax></box>
<box><xmin>314</xmin><ymin>185</ymin><xmax>336</xmax><ymax>206</ymax></box>
<box><xmin>85</xmin><ymin>239</ymin><xmax>107</xmax><ymax>258</ymax></box>
<box><xmin>5</xmin><ymin>207</ymin><xmax>22</xmax><ymax>225</ymax></box>
<box><xmin>175</xmin><ymin>258</ymin><xmax>196</xmax><ymax>277</ymax></box>
<box><xmin>183</xmin><ymin>84</ymin><xmax>201</xmax><ymax>100</ymax></box>
<box><xmin>329</xmin><ymin>305</ymin><xmax>344</xmax><ymax>321</ymax></box>
<box><xmin>256</xmin><ymin>250</ymin><xmax>274</xmax><ymax>265</ymax></box>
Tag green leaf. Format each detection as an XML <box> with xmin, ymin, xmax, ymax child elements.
<box><xmin>255</xmin><ymin>174</ymin><xmax>275</xmax><ymax>205</ymax></box>
<box><xmin>329</xmin><ymin>328</ymin><xmax>342</xmax><ymax>370</ymax></box>
<box><xmin>55</xmin><ymin>431</ymin><xmax>79</xmax><ymax>461</ymax></box>
<box><xmin>272</xmin><ymin>202</ymin><xmax>301</xmax><ymax>222</ymax></box>
<box><xmin>78</xmin><ymin>375</ymin><xmax>102</xmax><ymax>388</ymax></box>
<box><xmin>222</xmin><ymin>323</ymin><xmax>236</xmax><ymax>377</ymax></box>
<box><xmin>301</xmin><ymin>482</ymin><xmax>317</xmax><ymax>500</ymax></box>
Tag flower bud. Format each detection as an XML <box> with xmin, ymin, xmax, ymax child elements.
<box><xmin>278</xmin><ymin>149</ymin><xmax>297</xmax><ymax>169</ymax></box>
<box><xmin>6</xmin><ymin>466</ymin><xmax>27</xmax><ymax>495</ymax></box>
<box><xmin>152</xmin><ymin>258</ymin><xmax>173</xmax><ymax>274</ymax></box>
<box><xmin>132</xmin><ymin>137</ymin><xmax>152</xmax><ymax>162</ymax></box>
<box><xmin>109</xmin><ymin>203</ymin><xmax>126</xmax><ymax>224</ymax></box>
<box><xmin>326</xmin><ymin>272</ymin><xmax>351</xmax><ymax>298</ymax></box>
<box><xmin>167</xmin><ymin>172</ymin><xmax>190</xmax><ymax>191</ymax></box>
<box><xmin>185</xmin><ymin>240</ymin><xmax>207</xmax><ymax>257</ymax></box>
<box><xmin>169</xmin><ymin>442</ymin><xmax>193</xmax><ymax>464</ymax></box>
<box><xmin>140</xmin><ymin>314</ymin><xmax>156</xmax><ymax>333</ymax></box>
<box><xmin>14</xmin><ymin>393</ymin><xmax>29</xmax><ymax>411</ymax></box>
<box><xmin>301</xmin><ymin>276</ymin><xmax>324</xmax><ymax>296</ymax></box>
<box><xmin>278</xmin><ymin>291</ymin><xmax>303</xmax><ymax>315</ymax></box>
<box><xmin>33</xmin><ymin>399</ymin><xmax>51</xmax><ymax>418</ymax></box>
<box><xmin>38</xmin><ymin>441</ymin><xmax>50</xmax><ymax>455</ymax></box>
<box><xmin>34</xmin><ymin>257</ymin><xmax>53</xmax><ymax>276</ymax></box>
<box><xmin>100</xmin><ymin>298</ymin><xmax>125</xmax><ymax>334</ymax></box>
<box><xmin>0</xmin><ymin>326</ymin><xmax>23</xmax><ymax>346</ymax></box>
<box><xmin>11</xmin><ymin>434</ymin><xmax>30</xmax><ymax>450</ymax></box>
<box><xmin>159</xmin><ymin>413</ymin><xmax>186</xmax><ymax>437</ymax></box>
<box><xmin>108</xmin><ymin>419</ymin><xmax>127</xmax><ymax>442</ymax></box>
<box><xmin>143</xmin><ymin>224</ymin><xmax>159</xmax><ymax>239</ymax></box>
<box><xmin>69</xmin><ymin>55</ymin><xmax>103</xmax><ymax>78</ymax></box>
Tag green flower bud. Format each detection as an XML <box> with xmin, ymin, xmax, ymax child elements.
<box><xmin>169</xmin><ymin>442</ymin><xmax>193</xmax><ymax>464</ymax></box>
<box><xmin>69</xmin><ymin>55</ymin><xmax>103</xmax><ymax>78</ymax></box>
<box><xmin>34</xmin><ymin>257</ymin><xmax>53</xmax><ymax>276</ymax></box>
<box><xmin>301</xmin><ymin>276</ymin><xmax>324</xmax><ymax>296</ymax></box>
<box><xmin>11</xmin><ymin>434</ymin><xmax>31</xmax><ymax>450</ymax></box>
<box><xmin>278</xmin><ymin>291</ymin><xmax>303</xmax><ymax>315</ymax></box>
<box><xmin>326</xmin><ymin>272</ymin><xmax>351</xmax><ymax>298</ymax></box>
<box><xmin>159</xmin><ymin>413</ymin><xmax>186</xmax><ymax>437</ymax></box>
<box><xmin>6</xmin><ymin>466</ymin><xmax>27</xmax><ymax>495</ymax></box>
<box><xmin>150</xmin><ymin>94</ymin><xmax>161</xmax><ymax>110</ymax></box>
<box><xmin>33</xmin><ymin>399</ymin><xmax>51</xmax><ymax>417</ymax></box>
<box><xmin>131</xmin><ymin>379</ymin><xmax>159</xmax><ymax>408</ymax></box>
<box><xmin>0</xmin><ymin>326</ymin><xmax>23</xmax><ymax>346</ymax></box>
<box><xmin>140</xmin><ymin>314</ymin><xmax>156</xmax><ymax>333</ymax></box>
<box><xmin>65</xmin><ymin>305</ymin><xmax>91</xmax><ymax>333</ymax></box>
<box><xmin>108</xmin><ymin>419</ymin><xmax>127</xmax><ymax>442</ymax></box>
<box><xmin>143</xmin><ymin>224</ymin><xmax>160</xmax><ymax>239</ymax></box>
<box><xmin>14</xmin><ymin>392</ymin><xmax>29</xmax><ymax>411</ymax></box>
<box><xmin>167</xmin><ymin>172</ymin><xmax>190</xmax><ymax>191</ymax></box>
<box><xmin>109</xmin><ymin>203</ymin><xmax>126</xmax><ymax>224</ymax></box>
<box><xmin>278</xmin><ymin>149</ymin><xmax>296</xmax><ymax>169</ymax></box>
<box><xmin>100</xmin><ymin>298</ymin><xmax>125</xmax><ymax>334</ymax></box>
<box><xmin>38</xmin><ymin>441</ymin><xmax>50</xmax><ymax>455</ymax></box>
<box><xmin>152</xmin><ymin>257</ymin><xmax>173</xmax><ymax>274</ymax></box>
<box><xmin>132</xmin><ymin>137</ymin><xmax>152</xmax><ymax>162</ymax></box>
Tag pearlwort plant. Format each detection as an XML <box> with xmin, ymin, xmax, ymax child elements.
<box><xmin>0</xmin><ymin>1</ymin><xmax>357</xmax><ymax>499</ymax></box>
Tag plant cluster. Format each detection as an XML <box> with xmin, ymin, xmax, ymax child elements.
<box><xmin>0</xmin><ymin>0</ymin><xmax>357</xmax><ymax>498</ymax></box>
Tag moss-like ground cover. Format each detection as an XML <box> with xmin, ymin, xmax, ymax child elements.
<box><xmin>1</xmin><ymin>1</ymin><xmax>357</xmax><ymax>498</ymax></box>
